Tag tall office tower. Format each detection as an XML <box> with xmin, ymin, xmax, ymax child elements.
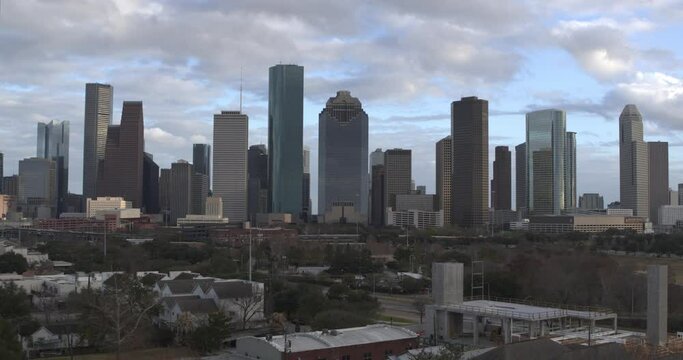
<box><xmin>384</xmin><ymin>149</ymin><xmax>411</xmax><ymax>211</ymax></box>
<box><xmin>83</xmin><ymin>83</ymin><xmax>113</xmax><ymax>200</ymax></box>
<box><xmin>170</xmin><ymin>160</ymin><xmax>193</xmax><ymax>224</ymax></box>
<box><xmin>18</xmin><ymin>157</ymin><xmax>57</xmax><ymax>218</ymax></box>
<box><xmin>302</xmin><ymin>146</ymin><xmax>311</xmax><ymax>222</ymax></box>
<box><xmin>579</xmin><ymin>193</ymin><xmax>604</xmax><ymax>210</ymax></box>
<box><xmin>371</xmin><ymin>165</ymin><xmax>386</xmax><ymax>226</ymax></box>
<box><xmin>142</xmin><ymin>153</ymin><xmax>159</xmax><ymax>214</ymax></box>
<box><xmin>0</xmin><ymin>152</ymin><xmax>3</xmax><ymax>193</ymax></box>
<box><xmin>526</xmin><ymin>109</ymin><xmax>566</xmax><ymax>215</ymax></box>
<box><xmin>619</xmin><ymin>105</ymin><xmax>649</xmax><ymax>218</ymax></box>
<box><xmin>435</xmin><ymin>136</ymin><xmax>452</xmax><ymax>225</ymax></box>
<box><xmin>248</xmin><ymin>145</ymin><xmax>269</xmax><ymax>222</ymax></box>
<box><xmin>515</xmin><ymin>143</ymin><xmax>527</xmax><ymax>213</ymax></box>
<box><xmin>370</xmin><ymin>148</ymin><xmax>384</xmax><ymax>167</ymax></box>
<box><xmin>318</xmin><ymin>91</ymin><xmax>369</xmax><ymax>220</ymax></box>
<box><xmin>268</xmin><ymin>64</ymin><xmax>304</xmax><ymax>216</ymax></box>
<box><xmin>213</xmin><ymin>111</ymin><xmax>248</xmax><ymax>222</ymax></box>
<box><xmin>193</xmin><ymin>144</ymin><xmax>211</xmax><ymax>192</ymax></box>
<box><xmin>97</xmin><ymin>101</ymin><xmax>144</xmax><ymax>208</ymax></box>
<box><xmin>648</xmin><ymin>141</ymin><xmax>669</xmax><ymax>224</ymax></box>
<box><xmin>2</xmin><ymin>176</ymin><xmax>18</xmax><ymax>196</ymax></box>
<box><xmin>159</xmin><ymin>168</ymin><xmax>171</xmax><ymax>213</ymax></box>
<box><xmin>564</xmin><ymin>132</ymin><xmax>577</xmax><ymax>209</ymax></box>
<box><xmin>492</xmin><ymin>146</ymin><xmax>511</xmax><ymax>210</ymax></box>
<box><xmin>37</xmin><ymin>120</ymin><xmax>70</xmax><ymax>215</ymax></box>
<box><xmin>191</xmin><ymin>173</ymin><xmax>208</xmax><ymax>215</ymax></box>
<box><xmin>451</xmin><ymin>96</ymin><xmax>489</xmax><ymax>227</ymax></box>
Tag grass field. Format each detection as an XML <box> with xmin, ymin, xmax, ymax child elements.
<box><xmin>47</xmin><ymin>347</ymin><xmax>198</xmax><ymax>360</ymax></box>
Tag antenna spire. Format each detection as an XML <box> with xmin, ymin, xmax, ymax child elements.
<box><xmin>239</xmin><ymin>66</ymin><xmax>243</xmax><ymax>112</ymax></box>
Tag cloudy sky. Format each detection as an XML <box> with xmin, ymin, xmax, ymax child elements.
<box><xmin>1</xmin><ymin>0</ymin><xmax>682</xmax><ymax>212</ymax></box>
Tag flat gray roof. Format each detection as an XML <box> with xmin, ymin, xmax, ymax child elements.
<box><xmin>433</xmin><ymin>300</ymin><xmax>616</xmax><ymax>321</ymax></box>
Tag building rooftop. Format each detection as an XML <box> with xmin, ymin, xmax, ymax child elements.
<box><xmin>211</xmin><ymin>281</ymin><xmax>254</xmax><ymax>299</ymax></box>
<box><xmin>253</xmin><ymin>324</ymin><xmax>417</xmax><ymax>353</ymax></box>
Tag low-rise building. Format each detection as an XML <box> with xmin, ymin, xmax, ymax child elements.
<box><xmin>21</xmin><ymin>323</ymin><xmax>87</xmax><ymax>357</ymax></box>
<box><xmin>86</xmin><ymin>197</ymin><xmax>131</xmax><ymax>217</ymax></box>
<box><xmin>658</xmin><ymin>205</ymin><xmax>683</xmax><ymax>226</ymax></box>
<box><xmin>528</xmin><ymin>215</ymin><xmax>646</xmax><ymax>233</ymax></box>
<box><xmin>386</xmin><ymin>208</ymin><xmax>443</xmax><ymax>229</ymax></box>
<box><xmin>235</xmin><ymin>325</ymin><xmax>418</xmax><ymax>360</ymax></box>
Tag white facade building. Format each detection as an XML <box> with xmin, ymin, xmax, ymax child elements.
<box><xmin>86</xmin><ymin>197</ymin><xmax>131</xmax><ymax>217</ymax></box>
<box><xmin>658</xmin><ymin>205</ymin><xmax>683</xmax><ymax>226</ymax></box>
<box><xmin>386</xmin><ymin>208</ymin><xmax>444</xmax><ymax>229</ymax></box>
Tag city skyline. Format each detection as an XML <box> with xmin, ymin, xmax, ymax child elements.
<box><xmin>1</xmin><ymin>1</ymin><xmax>683</xmax><ymax>213</ymax></box>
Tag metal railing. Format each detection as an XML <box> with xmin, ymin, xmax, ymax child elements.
<box><xmin>464</xmin><ymin>295</ymin><xmax>614</xmax><ymax>316</ymax></box>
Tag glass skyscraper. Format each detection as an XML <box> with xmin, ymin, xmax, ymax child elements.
<box><xmin>526</xmin><ymin>109</ymin><xmax>566</xmax><ymax>215</ymax></box>
<box><xmin>83</xmin><ymin>83</ymin><xmax>112</xmax><ymax>200</ymax></box>
<box><xmin>268</xmin><ymin>64</ymin><xmax>304</xmax><ymax>216</ymax></box>
<box><xmin>37</xmin><ymin>120</ymin><xmax>69</xmax><ymax>215</ymax></box>
<box><xmin>318</xmin><ymin>90</ymin><xmax>369</xmax><ymax>220</ymax></box>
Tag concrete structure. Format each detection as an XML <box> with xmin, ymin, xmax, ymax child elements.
<box><xmin>2</xmin><ymin>175</ymin><xmax>19</xmax><ymax>197</ymax></box>
<box><xmin>83</xmin><ymin>83</ymin><xmax>113</xmax><ymax>200</ymax></box>
<box><xmin>97</xmin><ymin>101</ymin><xmax>144</xmax><ymax>208</ymax></box>
<box><xmin>176</xmin><ymin>214</ymin><xmax>229</xmax><ymax>226</ymax></box>
<box><xmin>384</xmin><ymin>149</ymin><xmax>412</xmax><ymax>210</ymax></box>
<box><xmin>647</xmin><ymin>265</ymin><xmax>667</xmax><ymax>346</ymax></box>
<box><xmin>370</xmin><ymin>148</ymin><xmax>384</xmax><ymax>167</ymax></box>
<box><xmin>619</xmin><ymin>105</ymin><xmax>649</xmax><ymax>218</ymax></box>
<box><xmin>254</xmin><ymin>213</ymin><xmax>293</xmax><ymax>226</ymax></box>
<box><xmin>396</xmin><ymin>194</ymin><xmax>436</xmax><ymax>212</ymax></box>
<box><xmin>18</xmin><ymin>157</ymin><xmax>57</xmax><ymax>218</ymax></box>
<box><xmin>159</xmin><ymin>168</ymin><xmax>171</xmax><ymax>214</ymax></box>
<box><xmin>607</xmin><ymin>208</ymin><xmax>634</xmax><ymax>216</ymax></box>
<box><xmin>528</xmin><ymin>215</ymin><xmax>646</xmax><ymax>233</ymax></box>
<box><xmin>213</xmin><ymin>111</ymin><xmax>248</xmax><ymax>223</ymax></box>
<box><xmin>436</xmin><ymin>136</ymin><xmax>452</xmax><ymax>226</ymax></box>
<box><xmin>452</xmin><ymin>96</ymin><xmax>488</xmax><ymax>227</ymax></box>
<box><xmin>37</xmin><ymin>120</ymin><xmax>69</xmax><ymax>215</ymax></box>
<box><xmin>247</xmin><ymin>145</ymin><xmax>268</xmax><ymax>223</ymax></box>
<box><xmin>492</xmin><ymin>146</ymin><xmax>511</xmax><ymax>210</ymax></box>
<box><xmin>0</xmin><ymin>194</ymin><xmax>15</xmax><ymax>219</ymax></box>
<box><xmin>648</xmin><ymin>141</ymin><xmax>669</xmax><ymax>224</ymax></box>
<box><xmin>205</xmin><ymin>196</ymin><xmax>223</xmax><ymax>217</ymax></box>
<box><xmin>425</xmin><ymin>262</ymin><xmax>618</xmax><ymax>347</ymax></box>
<box><xmin>565</xmin><ymin>132</ymin><xmax>577</xmax><ymax>209</ymax></box>
<box><xmin>579</xmin><ymin>193</ymin><xmax>604</xmax><ymax>210</ymax></box>
<box><xmin>371</xmin><ymin>165</ymin><xmax>385</xmax><ymax>226</ymax></box>
<box><xmin>86</xmin><ymin>197</ymin><xmax>130</xmax><ymax>217</ymax></box>
<box><xmin>142</xmin><ymin>152</ymin><xmax>159</xmax><ymax>214</ymax></box>
<box><xmin>386</xmin><ymin>208</ymin><xmax>444</xmax><ymax>230</ymax></box>
<box><xmin>526</xmin><ymin>109</ymin><xmax>566</xmax><ymax>215</ymax></box>
<box><xmin>432</xmin><ymin>262</ymin><xmax>464</xmax><ymax>305</ymax></box>
<box><xmin>235</xmin><ymin>325</ymin><xmax>418</xmax><ymax>360</ymax></box>
<box><xmin>318</xmin><ymin>91</ymin><xmax>369</xmax><ymax>222</ymax></box>
<box><xmin>268</xmin><ymin>64</ymin><xmax>304</xmax><ymax>216</ymax></box>
<box><xmin>170</xmin><ymin>160</ymin><xmax>193</xmax><ymax>224</ymax></box>
<box><xmin>192</xmin><ymin>144</ymin><xmax>211</xmax><ymax>193</ymax></box>
<box><xmin>515</xmin><ymin>143</ymin><xmax>526</xmax><ymax>215</ymax></box>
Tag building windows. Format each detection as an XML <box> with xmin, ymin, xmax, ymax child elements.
<box><xmin>341</xmin><ymin>356</ymin><xmax>350</xmax><ymax>360</ymax></box>
<box><xmin>363</xmin><ymin>352</ymin><xmax>372</xmax><ymax>360</ymax></box>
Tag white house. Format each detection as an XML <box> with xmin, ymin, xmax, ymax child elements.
<box><xmin>21</xmin><ymin>323</ymin><xmax>86</xmax><ymax>356</ymax></box>
<box><xmin>158</xmin><ymin>295</ymin><xmax>219</xmax><ymax>330</ymax></box>
<box><xmin>201</xmin><ymin>281</ymin><xmax>265</xmax><ymax>326</ymax></box>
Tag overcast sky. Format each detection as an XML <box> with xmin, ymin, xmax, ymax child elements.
<box><xmin>1</xmin><ymin>0</ymin><xmax>682</xmax><ymax>212</ymax></box>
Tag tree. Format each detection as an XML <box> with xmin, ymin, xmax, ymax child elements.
<box><xmin>77</xmin><ymin>274</ymin><xmax>160</xmax><ymax>360</ymax></box>
<box><xmin>0</xmin><ymin>318</ymin><xmax>22</xmax><ymax>360</ymax></box>
<box><xmin>408</xmin><ymin>344</ymin><xmax>463</xmax><ymax>360</ymax></box>
<box><xmin>0</xmin><ymin>252</ymin><xmax>28</xmax><ymax>274</ymax></box>
<box><xmin>186</xmin><ymin>312</ymin><xmax>231</xmax><ymax>354</ymax></box>
<box><xmin>311</xmin><ymin>309</ymin><xmax>370</xmax><ymax>330</ymax></box>
<box><xmin>412</xmin><ymin>298</ymin><xmax>428</xmax><ymax>324</ymax></box>
<box><xmin>0</xmin><ymin>282</ymin><xmax>30</xmax><ymax>321</ymax></box>
<box><xmin>234</xmin><ymin>285</ymin><xmax>264</xmax><ymax>330</ymax></box>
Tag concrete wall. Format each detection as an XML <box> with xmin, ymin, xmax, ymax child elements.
<box><xmin>647</xmin><ymin>264</ymin><xmax>668</xmax><ymax>346</ymax></box>
<box><xmin>432</xmin><ymin>262</ymin><xmax>463</xmax><ymax>305</ymax></box>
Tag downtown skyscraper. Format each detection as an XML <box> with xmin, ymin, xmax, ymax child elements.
<box><xmin>515</xmin><ymin>143</ymin><xmax>526</xmax><ymax>213</ymax></box>
<box><xmin>384</xmin><ymin>149</ymin><xmax>411</xmax><ymax>211</ymax></box>
<box><xmin>37</xmin><ymin>120</ymin><xmax>69</xmax><ymax>215</ymax></box>
<box><xmin>247</xmin><ymin>145</ymin><xmax>268</xmax><ymax>222</ymax></box>
<box><xmin>83</xmin><ymin>83</ymin><xmax>113</xmax><ymax>200</ymax></box>
<box><xmin>492</xmin><ymin>146</ymin><xmax>511</xmax><ymax>210</ymax></box>
<box><xmin>97</xmin><ymin>101</ymin><xmax>144</xmax><ymax>208</ymax></box>
<box><xmin>318</xmin><ymin>90</ymin><xmax>369</xmax><ymax>221</ymax></box>
<box><xmin>648</xmin><ymin>141</ymin><xmax>668</xmax><ymax>224</ymax></box>
<box><xmin>268</xmin><ymin>64</ymin><xmax>304</xmax><ymax>216</ymax></box>
<box><xmin>193</xmin><ymin>144</ymin><xmax>211</xmax><ymax>193</ymax></box>
<box><xmin>619</xmin><ymin>104</ymin><xmax>649</xmax><ymax>218</ymax></box>
<box><xmin>435</xmin><ymin>136</ymin><xmax>452</xmax><ymax>225</ymax></box>
<box><xmin>451</xmin><ymin>96</ymin><xmax>488</xmax><ymax>227</ymax></box>
<box><xmin>526</xmin><ymin>109</ymin><xmax>566</xmax><ymax>215</ymax></box>
<box><xmin>213</xmin><ymin>111</ymin><xmax>248</xmax><ymax>223</ymax></box>
<box><xmin>564</xmin><ymin>132</ymin><xmax>577</xmax><ymax>210</ymax></box>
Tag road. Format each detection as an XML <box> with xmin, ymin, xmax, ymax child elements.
<box><xmin>373</xmin><ymin>292</ymin><xmax>428</xmax><ymax>330</ymax></box>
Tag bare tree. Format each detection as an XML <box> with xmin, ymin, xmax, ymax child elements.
<box><xmin>233</xmin><ymin>285</ymin><xmax>264</xmax><ymax>330</ymax></box>
<box><xmin>78</xmin><ymin>274</ymin><xmax>160</xmax><ymax>360</ymax></box>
